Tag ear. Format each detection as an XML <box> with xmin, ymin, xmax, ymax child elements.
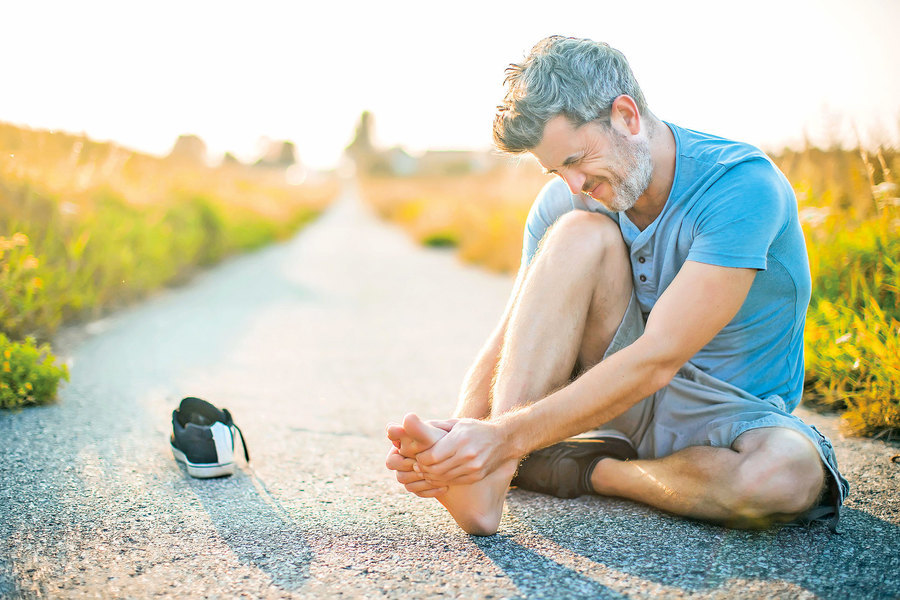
<box><xmin>609</xmin><ymin>95</ymin><xmax>641</xmax><ymax>136</ymax></box>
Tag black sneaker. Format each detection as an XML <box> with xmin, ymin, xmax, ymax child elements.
<box><xmin>170</xmin><ymin>397</ymin><xmax>250</xmax><ymax>478</ymax></box>
<box><xmin>511</xmin><ymin>437</ymin><xmax>637</xmax><ymax>498</ymax></box>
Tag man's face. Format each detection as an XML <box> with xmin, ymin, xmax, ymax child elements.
<box><xmin>531</xmin><ymin>115</ymin><xmax>653</xmax><ymax>213</ymax></box>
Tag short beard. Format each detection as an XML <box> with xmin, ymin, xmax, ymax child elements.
<box><xmin>588</xmin><ymin>131</ymin><xmax>653</xmax><ymax>212</ymax></box>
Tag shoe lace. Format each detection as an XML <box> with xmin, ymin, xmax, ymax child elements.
<box><xmin>222</xmin><ymin>409</ymin><xmax>250</xmax><ymax>463</ymax></box>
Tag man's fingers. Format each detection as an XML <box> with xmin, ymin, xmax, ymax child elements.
<box><xmin>403</xmin><ymin>480</ymin><xmax>447</xmax><ymax>496</ymax></box>
<box><xmin>411</xmin><ymin>486</ymin><xmax>448</xmax><ymax>498</ymax></box>
<box><xmin>415</xmin><ymin>437</ymin><xmax>459</xmax><ymax>467</ymax></box>
<box><xmin>418</xmin><ymin>445</ymin><xmax>479</xmax><ymax>476</ymax></box>
<box><xmin>396</xmin><ymin>469</ymin><xmax>425</xmax><ymax>485</ymax></box>
<box><xmin>418</xmin><ymin>455</ymin><xmax>462</xmax><ymax>477</ymax></box>
<box><xmin>385</xmin><ymin>447</ymin><xmax>415</xmax><ymax>472</ymax></box>
<box><xmin>427</xmin><ymin>418</ymin><xmax>459</xmax><ymax>432</ymax></box>
<box><xmin>423</xmin><ymin>465</ymin><xmax>485</xmax><ymax>487</ymax></box>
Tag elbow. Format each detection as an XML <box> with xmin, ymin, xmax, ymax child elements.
<box><xmin>648</xmin><ymin>363</ymin><xmax>679</xmax><ymax>394</ymax></box>
<box><xmin>634</xmin><ymin>335</ymin><xmax>685</xmax><ymax>394</ymax></box>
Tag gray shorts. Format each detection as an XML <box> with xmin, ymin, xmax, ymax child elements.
<box><xmin>599</xmin><ymin>292</ymin><xmax>850</xmax><ymax>529</ymax></box>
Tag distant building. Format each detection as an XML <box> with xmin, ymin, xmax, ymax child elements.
<box><xmin>417</xmin><ymin>150</ymin><xmax>494</xmax><ymax>176</ymax></box>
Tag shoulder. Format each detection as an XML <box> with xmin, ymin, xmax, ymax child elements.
<box><xmin>711</xmin><ymin>157</ymin><xmax>791</xmax><ymax>199</ymax></box>
<box><xmin>667</xmin><ymin>123</ymin><xmax>794</xmax><ymax>215</ymax></box>
<box><xmin>669</xmin><ymin>123</ymin><xmax>770</xmax><ymax>169</ymax></box>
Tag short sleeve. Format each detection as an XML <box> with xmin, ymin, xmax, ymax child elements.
<box><xmin>521</xmin><ymin>178</ymin><xmax>578</xmax><ymax>266</ymax></box>
<box><xmin>687</xmin><ymin>159</ymin><xmax>793</xmax><ymax>271</ymax></box>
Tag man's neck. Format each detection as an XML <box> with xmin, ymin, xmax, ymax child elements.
<box><xmin>625</xmin><ymin>117</ymin><xmax>676</xmax><ymax>231</ymax></box>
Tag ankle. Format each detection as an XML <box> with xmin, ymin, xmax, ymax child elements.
<box><xmin>590</xmin><ymin>456</ymin><xmax>623</xmax><ymax>495</ymax></box>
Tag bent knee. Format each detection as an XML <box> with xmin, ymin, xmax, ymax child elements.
<box><xmin>727</xmin><ymin>429</ymin><xmax>825</xmax><ymax>522</ymax></box>
<box><xmin>539</xmin><ymin>210</ymin><xmax>625</xmax><ymax>263</ymax></box>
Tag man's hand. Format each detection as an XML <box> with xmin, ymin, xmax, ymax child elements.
<box><xmin>385</xmin><ymin>446</ymin><xmax>447</xmax><ymax>497</ymax></box>
<box><xmin>385</xmin><ymin>417</ymin><xmax>458</xmax><ymax>498</ymax></box>
<box><xmin>414</xmin><ymin>417</ymin><xmax>517</xmax><ymax>487</ymax></box>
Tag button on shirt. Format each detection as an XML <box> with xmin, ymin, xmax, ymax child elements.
<box><xmin>520</xmin><ymin>122</ymin><xmax>811</xmax><ymax>411</ymax></box>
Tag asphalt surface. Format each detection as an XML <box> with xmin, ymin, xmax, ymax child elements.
<box><xmin>1</xmin><ymin>183</ymin><xmax>898</xmax><ymax>599</ymax></box>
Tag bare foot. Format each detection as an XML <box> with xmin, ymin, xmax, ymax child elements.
<box><xmin>386</xmin><ymin>415</ymin><xmax>449</xmax><ymax>498</ymax></box>
<box><xmin>387</xmin><ymin>414</ymin><xmax>445</xmax><ymax>458</ymax></box>
<box><xmin>398</xmin><ymin>413</ymin><xmax>518</xmax><ymax>536</ymax></box>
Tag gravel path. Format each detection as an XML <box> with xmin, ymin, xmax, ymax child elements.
<box><xmin>1</xmin><ymin>183</ymin><xmax>898</xmax><ymax>599</ymax></box>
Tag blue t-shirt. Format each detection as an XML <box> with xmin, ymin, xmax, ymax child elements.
<box><xmin>522</xmin><ymin>122</ymin><xmax>811</xmax><ymax>411</ymax></box>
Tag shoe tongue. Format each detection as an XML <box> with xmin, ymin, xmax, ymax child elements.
<box><xmin>189</xmin><ymin>413</ymin><xmax>213</xmax><ymax>426</ymax></box>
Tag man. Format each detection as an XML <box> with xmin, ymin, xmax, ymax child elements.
<box><xmin>385</xmin><ymin>35</ymin><xmax>848</xmax><ymax>536</ymax></box>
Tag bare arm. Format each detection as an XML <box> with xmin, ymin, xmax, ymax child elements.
<box><xmin>417</xmin><ymin>261</ymin><xmax>757</xmax><ymax>483</ymax></box>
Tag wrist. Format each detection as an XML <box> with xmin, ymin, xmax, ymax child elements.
<box><xmin>494</xmin><ymin>410</ymin><xmax>529</xmax><ymax>460</ymax></box>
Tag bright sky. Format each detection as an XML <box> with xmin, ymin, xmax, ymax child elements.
<box><xmin>3</xmin><ymin>0</ymin><xmax>898</xmax><ymax>169</ymax></box>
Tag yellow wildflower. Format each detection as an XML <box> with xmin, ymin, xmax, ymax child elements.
<box><xmin>23</xmin><ymin>256</ymin><xmax>39</xmax><ymax>270</ymax></box>
<box><xmin>11</xmin><ymin>233</ymin><xmax>28</xmax><ymax>246</ymax></box>
<box><xmin>0</xmin><ymin>237</ymin><xmax>12</xmax><ymax>251</ymax></box>
<box><xmin>31</xmin><ymin>277</ymin><xmax>43</xmax><ymax>289</ymax></box>
<box><xmin>2</xmin><ymin>362</ymin><xmax>10</xmax><ymax>373</ymax></box>
<box><xmin>25</xmin><ymin>382</ymin><xmax>33</xmax><ymax>391</ymax></box>
<box><xmin>2</xmin><ymin>350</ymin><xmax>9</xmax><ymax>359</ymax></box>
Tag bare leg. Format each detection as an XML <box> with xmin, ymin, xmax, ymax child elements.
<box><xmin>590</xmin><ymin>427</ymin><xmax>826</xmax><ymax>527</ymax></box>
<box><xmin>390</xmin><ymin>212</ymin><xmax>634</xmax><ymax>535</ymax></box>
<box><xmin>491</xmin><ymin>211</ymin><xmax>633</xmax><ymax>415</ymax></box>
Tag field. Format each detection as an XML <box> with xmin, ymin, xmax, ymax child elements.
<box><xmin>0</xmin><ymin>123</ymin><xmax>338</xmax><ymax>409</ymax></box>
<box><xmin>358</xmin><ymin>146</ymin><xmax>900</xmax><ymax>438</ymax></box>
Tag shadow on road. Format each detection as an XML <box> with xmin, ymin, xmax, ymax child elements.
<box><xmin>474</xmin><ymin>534</ymin><xmax>628</xmax><ymax>599</ymax></box>
<box><xmin>505</xmin><ymin>494</ymin><xmax>900</xmax><ymax>599</ymax></box>
<box><xmin>184</xmin><ymin>467</ymin><xmax>313</xmax><ymax>591</ymax></box>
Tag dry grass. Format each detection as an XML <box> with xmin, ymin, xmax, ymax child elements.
<box><xmin>360</xmin><ymin>160</ymin><xmax>546</xmax><ymax>273</ymax></box>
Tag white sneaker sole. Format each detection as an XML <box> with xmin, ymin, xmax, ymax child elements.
<box><xmin>171</xmin><ymin>445</ymin><xmax>236</xmax><ymax>478</ymax></box>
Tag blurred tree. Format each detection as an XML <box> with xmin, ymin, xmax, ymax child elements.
<box><xmin>276</xmin><ymin>141</ymin><xmax>297</xmax><ymax>167</ymax></box>
<box><xmin>221</xmin><ymin>152</ymin><xmax>241</xmax><ymax>166</ymax></box>
<box><xmin>345</xmin><ymin>111</ymin><xmax>378</xmax><ymax>173</ymax></box>
<box><xmin>255</xmin><ymin>140</ymin><xmax>298</xmax><ymax>169</ymax></box>
<box><xmin>167</xmin><ymin>134</ymin><xmax>207</xmax><ymax>166</ymax></box>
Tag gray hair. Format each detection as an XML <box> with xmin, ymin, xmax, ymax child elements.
<box><xmin>493</xmin><ymin>36</ymin><xmax>649</xmax><ymax>153</ymax></box>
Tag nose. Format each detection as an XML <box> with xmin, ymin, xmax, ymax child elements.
<box><xmin>560</xmin><ymin>169</ymin><xmax>586</xmax><ymax>195</ymax></box>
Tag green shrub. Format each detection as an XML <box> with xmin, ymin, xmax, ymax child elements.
<box><xmin>804</xmin><ymin>213</ymin><xmax>900</xmax><ymax>437</ymax></box>
<box><xmin>0</xmin><ymin>333</ymin><xmax>69</xmax><ymax>409</ymax></box>
<box><xmin>422</xmin><ymin>232</ymin><xmax>460</xmax><ymax>247</ymax></box>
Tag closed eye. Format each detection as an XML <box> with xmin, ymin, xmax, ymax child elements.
<box><xmin>542</xmin><ymin>154</ymin><xmax>582</xmax><ymax>176</ymax></box>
